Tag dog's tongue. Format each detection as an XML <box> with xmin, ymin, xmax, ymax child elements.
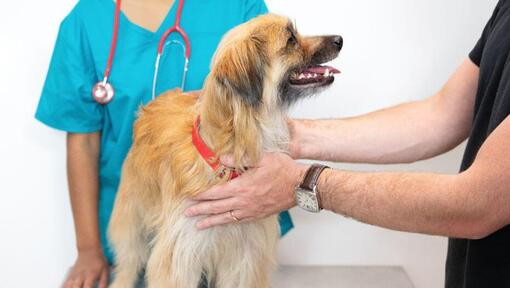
<box><xmin>304</xmin><ymin>65</ymin><xmax>340</xmax><ymax>74</ymax></box>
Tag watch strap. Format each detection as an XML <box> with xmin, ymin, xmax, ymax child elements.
<box><xmin>299</xmin><ymin>164</ymin><xmax>329</xmax><ymax>191</ymax></box>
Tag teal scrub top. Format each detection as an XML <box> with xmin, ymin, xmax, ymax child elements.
<box><xmin>36</xmin><ymin>0</ymin><xmax>293</xmax><ymax>264</ymax></box>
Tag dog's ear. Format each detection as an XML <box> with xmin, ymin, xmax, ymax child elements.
<box><xmin>214</xmin><ymin>35</ymin><xmax>267</xmax><ymax>107</ymax></box>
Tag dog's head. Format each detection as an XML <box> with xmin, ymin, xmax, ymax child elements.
<box><xmin>210</xmin><ymin>14</ymin><xmax>342</xmax><ymax>109</ymax></box>
<box><xmin>202</xmin><ymin>14</ymin><xmax>342</xmax><ymax>165</ymax></box>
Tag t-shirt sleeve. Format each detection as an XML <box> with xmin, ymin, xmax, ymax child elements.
<box><xmin>244</xmin><ymin>0</ymin><xmax>269</xmax><ymax>22</ymax></box>
<box><xmin>469</xmin><ymin>0</ymin><xmax>504</xmax><ymax>66</ymax></box>
<box><xmin>35</xmin><ymin>13</ymin><xmax>104</xmax><ymax>133</ymax></box>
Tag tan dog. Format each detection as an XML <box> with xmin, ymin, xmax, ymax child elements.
<box><xmin>108</xmin><ymin>14</ymin><xmax>342</xmax><ymax>288</ymax></box>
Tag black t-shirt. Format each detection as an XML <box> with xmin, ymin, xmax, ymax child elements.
<box><xmin>446</xmin><ymin>0</ymin><xmax>510</xmax><ymax>287</ymax></box>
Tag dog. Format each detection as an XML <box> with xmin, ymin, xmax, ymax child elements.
<box><xmin>108</xmin><ymin>14</ymin><xmax>342</xmax><ymax>288</ymax></box>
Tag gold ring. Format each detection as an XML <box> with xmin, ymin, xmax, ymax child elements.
<box><xmin>229</xmin><ymin>210</ymin><xmax>240</xmax><ymax>222</ymax></box>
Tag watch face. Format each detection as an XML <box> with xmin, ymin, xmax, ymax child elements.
<box><xmin>296</xmin><ymin>187</ymin><xmax>320</xmax><ymax>213</ymax></box>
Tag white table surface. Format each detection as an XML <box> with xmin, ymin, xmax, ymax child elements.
<box><xmin>271</xmin><ymin>266</ymin><xmax>414</xmax><ymax>288</ymax></box>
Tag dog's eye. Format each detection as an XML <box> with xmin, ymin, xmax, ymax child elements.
<box><xmin>287</xmin><ymin>33</ymin><xmax>297</xmax><ymax>46</ymax></box>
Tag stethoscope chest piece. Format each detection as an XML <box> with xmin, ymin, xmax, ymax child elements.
<box><xmin>92</xmin><ymin>81</ymin><xmax>115</xmax><ymax>104</ymax></box>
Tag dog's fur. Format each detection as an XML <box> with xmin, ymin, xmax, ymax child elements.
<box><xmin>108</xmin><ymin>14</ymin><xmax>341</xmax><ymax>288</ymax></box>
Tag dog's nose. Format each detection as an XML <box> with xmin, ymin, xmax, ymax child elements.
<box><xmin>332</xmin><ymin>35</ymin><xmax>343</xmax><ymax>50</ymax></box>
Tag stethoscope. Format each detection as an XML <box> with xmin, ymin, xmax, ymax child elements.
<box><xmin>92</xmin><ymin>0</ymin><xmax>190</xmax><ymax>104</ymax></box>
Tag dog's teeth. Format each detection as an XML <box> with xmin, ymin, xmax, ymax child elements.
<box><xmin>305</xmin><ymin>74</ymin><xmax>311</xmax><ymax>79</ymax></box>
<box><xmin>313</xmin><ymin>73</ymin><xmax>318</xmax><ymax>78</ymax></box>
<box><xmin>325</xmin><ymin>69</ymin><xmax>330</xmax><ymax>77</ymax></box>
<box><xmin>299</xmin><ymin>73</ymin><xmax>305</xmax><ymax>79</ymax></box>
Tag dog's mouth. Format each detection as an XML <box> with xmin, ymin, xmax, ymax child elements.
<box><xmin>288</xmin><ymin>65</ymin><xmax>340</xmax><ymax>87</ymax></box>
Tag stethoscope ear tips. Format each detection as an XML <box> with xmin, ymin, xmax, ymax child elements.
<box><xmin>92</xmin><ymin>82</ymin><xmax>115</xmax><ymax>104</ymax></box>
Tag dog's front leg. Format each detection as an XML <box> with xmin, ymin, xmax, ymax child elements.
<box><xmin>145</xmin><ymin>217</ymin><xmax>205</xmax><ymax>288</ymax></box>
<box><xmin>214</xmin><ymin>217</ymin><xmax>279</xmax><ymax>288</ymax></box>
<box><xmin>108</xmin><ymin>166</ymin><xmax>150</xmax><ymax>288</ymax></box>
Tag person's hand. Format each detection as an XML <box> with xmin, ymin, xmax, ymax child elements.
<box><xmin>185</xmin><ymin>152</ymin><xmax>308</xmax><ymax>229</ymax></box>
<box><xmin>63</xmin><ymin>248</ymin><xmax>109</xmax><ymax>288</ymax></box>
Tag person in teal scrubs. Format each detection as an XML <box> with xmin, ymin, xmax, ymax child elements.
<box><xmin>36</xmin><ymin>0</ymin><xmax>292</xmax><ymax>286</ymax></box>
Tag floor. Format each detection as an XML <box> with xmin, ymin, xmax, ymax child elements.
<box><xmin>271</xmin><ymin>266</ymin><xmax>414</xmax><ymax>288</ymax></box>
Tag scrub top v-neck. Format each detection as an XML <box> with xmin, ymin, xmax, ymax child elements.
<box><xmin>116</xmin><ymin>0</ymin><xmax>175</xmax><ymax>35</ymax></box>
<box><xmin>35</xmin><ymin>0</ymin><xmax>293</xmax><ymax>264</ymax></box>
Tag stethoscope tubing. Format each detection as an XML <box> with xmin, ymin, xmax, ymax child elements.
<box><xmin>152</xmin><ymin>40</ymin><xmax>189</xmax><ymax>100</ymax></box>
<box><xmin>94</xmin><ymin>0</ymin><xmax>190</xmax><ymax>104</ymax></box>
<box><xmin>104</xmin><ymin>0</ymin><xmax>121</xmax><ymax>82</ymax></box>
<box><xmin>152</xmin><ymin>0</ymin><xmax>190</xmax><ymax>100</ymax></box>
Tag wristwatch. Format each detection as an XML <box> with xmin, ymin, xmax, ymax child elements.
<box><xmin>295</xmin><ymin>164</ymin><xmax>330</xmax><ymax>213</ymax></box>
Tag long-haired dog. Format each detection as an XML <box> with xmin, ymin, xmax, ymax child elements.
<box><xmin>108</xmin><ymin>14</ymin><xmax>342</xmax><ymax>288</ymax></box>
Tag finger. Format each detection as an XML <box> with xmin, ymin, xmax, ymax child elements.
<box><xmin>83</xmin><ymin>272</ymin><xmax>97</xmax><ymax>288</ymax></box>
<box><xmin>63</xmin><ymin>279</ymin><xmax>74</xmax><ymax>288</ymax></box>
<box><xmin>72</xmin><ymin>275</ymin><xmax>83</xmax><ymax>288</ymax></box>
<box><xmin>196</xmin><ymin>211</ymin><xmax>236</xmax><ymax>229</ymax></box>
<box><xmin>98</xmin><ymin>268</ymin><xmax>109</xmax><ymax>288</ymax></box>
<box><xmin>197</xmin><ymin>210</ymin><xmax>256</xmax><ymax>229</ymax></box>
<box><xmin>192</xmin><ymin>181</ymin><xmax>240</xmax><ymax>201</ymax></box>
<box><xmin>185</xmin><ymin>197</ymin><xmax>241</xmax><ymax>217</ymax></box>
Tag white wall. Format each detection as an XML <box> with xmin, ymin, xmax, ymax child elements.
<box><xmin>0</xmin><ymin>0</ymin><xmax>497</xmax><ymax>288</ymax></box>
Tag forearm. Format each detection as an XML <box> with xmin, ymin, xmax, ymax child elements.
<box><xmin>291</xmin><ymin>100</ymin><xmax>436</xmax><ymax>163</ymax></box>
<box><xmin>292</xmin><ymin>97</ymin><xmax>466</xmax><ymax>163</ymax></box>
<box><xmin>67</xmin><ymin>132</ymin><xmax>102</xmax><ymax>251</ymax></box>
<box><xmin>317</xmin><ymin>168</ymin><xmax>496</xmax><ymax>239</ymax></box>
<box><xmin>314</xmin><ymin>115</ymin><xmax>510</xmax><ymax>240</ymax></box>
<box><xmin>290</xmin><ymin>59</ymin><xmax>478</xmax><ymax>164</ymax></box>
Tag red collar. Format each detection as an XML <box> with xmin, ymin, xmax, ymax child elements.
<box><xmin>192</xmin><ymin>116</ymin><xmax>239</xmax><ymax>180</ymax></box>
